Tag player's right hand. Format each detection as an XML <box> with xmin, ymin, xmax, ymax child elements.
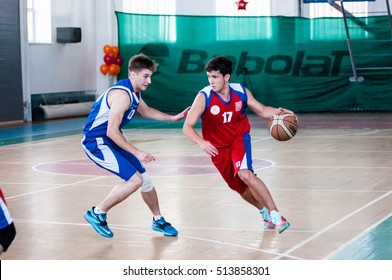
<box><xmin>199</xmin><ymin>141</ymin><xmax>218</xmax><ymax>157</ymax></box>
<box><xmin>135</xmin><ymin>150</ymin><xmax>155</xmax><ymax>164</ymax></box>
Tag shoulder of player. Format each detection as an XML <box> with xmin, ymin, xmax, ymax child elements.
<box><xmin>199</xmin><ymin>85</ymin><xmax>212</xmax><ymax>94</ymax></box>
<box><xmin>108</xmin><ymin>88</ymin><xmax>130</xmax><ymax>98</ymax></box>
<box><xmin>107</xmin><ymin>89</ymin><xmax>131</xmax><ymax>108</ymax></box>
<box><xmin>229</xmin><ymin>83</ymin><xmax>247</xmax><ymax>94</ymax></box>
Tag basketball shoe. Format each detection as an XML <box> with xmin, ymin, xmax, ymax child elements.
<box><xmin>152</xmin><ymin>217</ymin><xmax>178</xmax><ymax>236</ymax></box>
<box><xmin>84</xmin><ymin>206</ymin><xmax>114</xmax><ymax>238</ymax></box>
<box><xmin>260</xmin><ymin>207</ymin><xmax>275</xmax><ymax>229</ymax></box>
<box><xmin>270</xmin><ymin>210</ymin><xmax>291</xmax><ymax>234</ymax></box>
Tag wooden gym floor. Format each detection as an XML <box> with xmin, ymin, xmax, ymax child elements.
<box><xmin>0</xmin><ymin>112</ymin><xmax>391</xmax><ymax>260</ymax></box>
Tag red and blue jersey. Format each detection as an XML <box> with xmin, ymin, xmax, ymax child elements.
<box><xmin>200</xmin><ymin>83</ymin><xmax>250</xmax><ymax>149</ymax></box>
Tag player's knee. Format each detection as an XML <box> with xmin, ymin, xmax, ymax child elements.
<box><xmin>128</xmin><ymin>173</ymin><xmax>143</xmax><ymax>189</ymax></box>
<box><xmin>140</xmin><ymin>172</ymin><xmax>154</xmax><ymax>192</ymax></box>
<box><xmin>237</xmin><ymin>169</ymin><xmax>253</xmax><ymax>185</ymax></box>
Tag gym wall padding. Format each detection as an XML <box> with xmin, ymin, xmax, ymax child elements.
<box><xmin>0</xmin><ymin>0</ymin><xmax>24</xmax><ymax>122</ymax></box>
<box><xmin>116</xmin><ymin>13</ymin><xmax>392</xmax><ymax>112</ymax></box>
<box><xmin>32</xmin><ymin>102</ymin><xmax>94</xmax><ymax>121</ymax></box>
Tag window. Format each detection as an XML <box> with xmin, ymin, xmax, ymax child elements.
<box><xmin>115</xmin><ymin>0</ymin><xmax>176</xmax><ymax>15</ymax></box>
<box><xmin>309</xmin><ymin>2</ymin><xmax>368</xmax><ymax>18</ymax></box>
<box><xmin>215</xmin><ymin>0</ymin><xmax>272</xmax><ymax>40</ymax></box>
<box><xmin>215</xmin><ymin>0</ymin><xmax>271</xmax><ymax>16</ymax></box>
<box><xmin>27</xmin><ymin>0</ymin><xmax>52</xmax><ymax>43</ymax></box>
<box><xmin>308</xmin><ymin>2</ymin><xmax>370</xmax><ymax>40</ymax></box>
<box><xmin>115</xmin><ymin>0</ymin><xmax>177</xmax><ymax>43</ymax></box>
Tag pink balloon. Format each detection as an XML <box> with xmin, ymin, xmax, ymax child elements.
<box><xmin>114</xmin><ymin>56</ymin><xmax>124</xmax><ymax>66</ymax></box>
<box><xmin>104</xmin><ymin>54</ymin><xmax>115</xmax><ymax>66</ymax></box>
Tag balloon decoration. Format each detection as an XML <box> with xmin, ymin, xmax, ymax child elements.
<box><xmin>236</xmin><ymin>0</ymin><xmax>248</xmax><ymax>10</ymax></box>
<box><xmin>99</xmin><ymin>44</ymin><xmax>123</xmax><ymax>77</ymax></box>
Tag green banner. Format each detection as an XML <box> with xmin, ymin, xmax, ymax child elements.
<box><xmin>116</xmin><ymin>13</ymin><xmax>392</xmax><ymax>112</ymax></box>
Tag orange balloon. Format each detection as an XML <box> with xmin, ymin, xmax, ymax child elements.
<box><xmin>103</xmin><ymin>44</ymin><xmax>111</xmax><ymax>55</ymax></box>
<box><xmin>108</xmin><ymin>64</ymin><xmax>120</xmax><ymax>76</ymax></box>
<box><xmin>114</xmin><ymin>64</ymin><xmax>121</xmax><ymax>76</ymax></box>
<box><xmin>110</xmin><ymin>46</ymin><xmax>119</xmax><ymax>57</ymax></box>
<box><xmin>100</xmin><ymin>64</ymin><xmax>109</xmax><ymax>75</ymax></box>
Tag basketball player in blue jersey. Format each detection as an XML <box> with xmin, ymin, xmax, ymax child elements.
<box><xmin>81</xmin><ymin>53</ymin><xmax>190</xmax><ymax>238</ymax></box>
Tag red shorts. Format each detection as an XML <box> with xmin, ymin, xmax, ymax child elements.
<box><xmin>211</xmin><ymin>133</ymin><xmax>253</xmax><ymax>195</ymax></box>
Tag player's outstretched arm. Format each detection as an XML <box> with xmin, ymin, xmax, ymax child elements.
<box><xmin>246</xmin><ymin>88</ymin><xmax>297</xmax><ymax>120</ymax></box>
<box><xmin>138</xmin><ymin>99</ymin><xmax>190</xmax><ymax>122</ymax></box>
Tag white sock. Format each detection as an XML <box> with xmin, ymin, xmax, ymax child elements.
<box><xmin>94</xmin><ymin>206</ymin><xmax>105</xmax><ymax>215</ymax></box>
<box><xmin>154</xmin><ymin>215</ymin><xmax>162</xmax><ymax>221</ymax></box>
<box><xmin>270</xmin><ymin>210</ymin><xmax>282</xmax><ymax>224</ymax></box>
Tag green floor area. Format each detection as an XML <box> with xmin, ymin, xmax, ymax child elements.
<box><xmin>0</xmin><ymin>118</ymin><xmax>192</xmax><ymax>146</ymax></box>
<box><xmin>330</xmin><ymin>216</ymin><xmax>392</xmax><ymax>260</ymax></box>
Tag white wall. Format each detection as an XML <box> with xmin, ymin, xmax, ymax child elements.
<box><xmin>27</xmin><ymin>0</ymin><xmax>96</xmax><ymax>94</ymax></box>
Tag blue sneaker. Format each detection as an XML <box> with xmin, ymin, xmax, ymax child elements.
<box><xmin>152</xmin><ymin>217</ymin><xmax>178</xmax><ymax>236</ymax></box>
<box><xmin>84</xmin><ymin>206</ymin><xmax>114</xmax><ymax>238</ymax></box>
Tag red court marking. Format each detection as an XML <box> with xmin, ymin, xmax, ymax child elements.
<box><xmin>34</xmin><ymin>156</ymin><xmax>273</xmax><ymax>176</ymax></box>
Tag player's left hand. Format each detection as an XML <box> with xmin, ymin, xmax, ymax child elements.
<box><xmin>172</xmin><ymin>106</ymin><xmax>191</xmax><ymax>122</ymax></box>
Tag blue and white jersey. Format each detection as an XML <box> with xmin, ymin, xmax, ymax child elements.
<box><xmin>83</xmin><ymin>78</ymin><xmax>140</xmax><ymax>139</ymax></box>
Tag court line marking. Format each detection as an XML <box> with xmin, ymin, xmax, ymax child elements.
<box><xmin>354</xmin><ymin>128</ymin><xmax>392</xmax><ymax>135</ymax></box>
<box><xmin>270</xmin><ymin>165</ymin><xmax>392</xmax><ymax>169</ymax></box>
<box><xmin>273</xmin><ymin>190</ymin><xmax>392</xmax><ymax>260</ymax></box>
<box><xmin>324</xmin><ymin>212</ymin><xmax>392</xmax><ymax>259</ymax></box>
<box><xmin>5</xmin><ymin>176</ymin><xmax>106</xmax><ymax>200</ymax></box>
<box><xmin>12</xmin><ymin>218</ymin><xmax>306</xmax><ymax>260</ymax></box>
<box><xmin>2</xmin><ymin>125</ymin><xmax>391</xmax><ymax>260</ymax></box>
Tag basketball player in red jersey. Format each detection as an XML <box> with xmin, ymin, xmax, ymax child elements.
<box><xmin>183</xmin><ymin>56</ymin><xmax>296</xmax><ymax>234</ymax></box>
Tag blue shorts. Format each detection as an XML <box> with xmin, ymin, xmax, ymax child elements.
<box><xmin>81</xmin><ymin>135</ymin><xmax>145</xmax><ymax>181</ymax></box>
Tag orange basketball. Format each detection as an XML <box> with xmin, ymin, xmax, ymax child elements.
<box><xmin>268</xmin><ymin>112</ymin><xmax>298</xmax><ymax>141</ymax></box>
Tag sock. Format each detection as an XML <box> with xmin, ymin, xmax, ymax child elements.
<box><xmin>94</xmin><ymin>206</ymin><xmax>105</xmax><ymax>215</ymax></box>
<box><xmin>270</xmin><ymin>210</ymin><xmax>282</xmax><ymax>224</ymax></box>
<box><xmin>154</xmin><ymin>215</ymin><xmax>162</xmax><ymax>221</ymax></box>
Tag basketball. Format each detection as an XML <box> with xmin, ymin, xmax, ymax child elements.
<box><xmin>268</xmin><ymin>112</ymin><xmax>298</xmax><ymax>141</ymax></box>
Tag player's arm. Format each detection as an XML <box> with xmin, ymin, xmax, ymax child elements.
<box><xmin>107</xmin><ymin>90</ymin><xmax>154</xmax><ymax>163</ymax></box>
<box><xmin>182</xmin><ymin>93</ymin><xmax>218</xmax><ymax>156</ymax></box>
<box><xmin>246</xmin><ymin>88</ymin><xmax>296</xmax><ymax>119</ymax></box>
<box><xmin>137</xmin><ymin>99</ymin><xmax>190</xmax><ymax>122</ymax></box>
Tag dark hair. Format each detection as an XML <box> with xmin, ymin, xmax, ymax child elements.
<box><xmin>205</xmin><ymin>56</ymin><xmax>233</xmax><ymax>76</ymax></box>
<box><xmin>128</xmin><ymin>53</ymin><xmax>158</xmax><ymax>73</ymax></box>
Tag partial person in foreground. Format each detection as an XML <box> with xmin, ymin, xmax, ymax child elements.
<box><xmin>0</xmin><ymin>188</ymin><xmax>16</xmax><ymax>254</ymax></box>
<box><xmin>82</xmin><ymin>53</ymin><xmax>190</xmax><ymax>238</ymax></box>
<box><xmin>183</xmin><ymin>56</ymin><xmax>296</xmax><ymax>234</ymax></box>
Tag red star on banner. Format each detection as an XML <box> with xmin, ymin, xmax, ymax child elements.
<box><xmin>236</xmin><ymin>0</ymin><xmax>248</xmax><ymax>10</ymax></box>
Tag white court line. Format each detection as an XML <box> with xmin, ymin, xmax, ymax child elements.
<box><xmin>324</xmin><ymin>212</ymin><xmax>392</xmax><ymax>259</ymax></box>
<box><xmin>273</xmin><ymin>165</ymin><xmax>392</xmax><ymax>169</ymax></box>
<box><xmin>0</xmin><ymin>134</ymin><xmax>79</xmax><ymax>148</ymax></box>
<box><xmin>272</xmin><ymin>189</ymin><xmax>392</xmax><ymax>260</ymax></box>
<box><xmin>12</xmin><ymin>218</ymin><xmax>306</xmax><ymax>260</ymax></box>
<box><xmin>354</xmin><ymin>128</ymin><xmax>392</xmax><ymax>136</ymax></box>
<box><xmin>5</xmin><ymin>176</ymin><xmax>105</xmax><ymax>200</ymax></box>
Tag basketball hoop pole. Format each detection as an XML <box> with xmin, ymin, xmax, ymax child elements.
<box><xmin>338</xmin><ymin>0</ymin><xmax>364</xmax><ymax>82</ymax></box>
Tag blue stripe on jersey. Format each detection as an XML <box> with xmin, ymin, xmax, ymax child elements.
<box><xmin>82</xmin><ymin>79</ymin><xmax>140</xmax><ymax>138</ymax></box>
<box><xmin>199</xmin><ymin>83</ymin><xmax>247</xmax><ymax>116</ymax></box>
